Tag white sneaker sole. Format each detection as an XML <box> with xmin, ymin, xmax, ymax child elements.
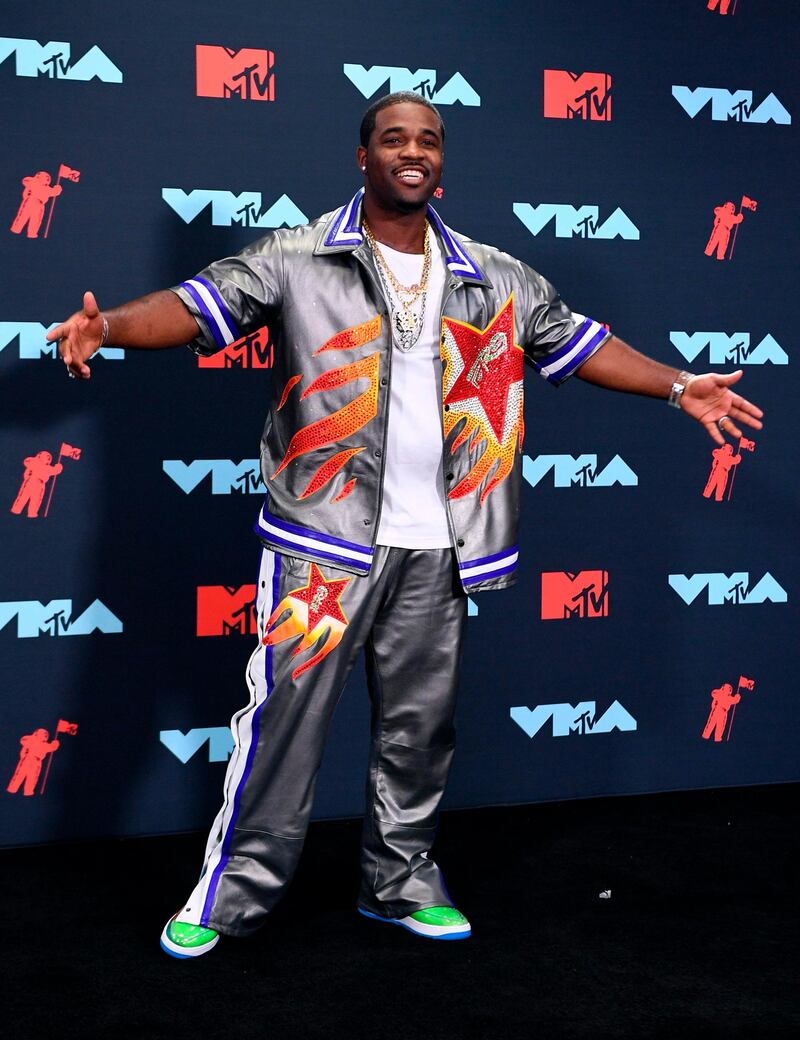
<box><xmin>359</xmin><ymin>907</ymin><xmax>471</xmax><ymax>940</ymax></box>
<box><xmin>159</xmin><ymin>917</ymin><xmax>220</xmax><ymax>959</ymax></box>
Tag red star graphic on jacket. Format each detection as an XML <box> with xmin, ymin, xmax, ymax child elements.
<box><xmin>442</xmin><ymin>295</ymin><xmax>523</xmax><ymax>444</ymax></box>
<box><xmin>440</xmin><ymin>294</ymin><xmax>525</xmax><ymax>506</ymax></box>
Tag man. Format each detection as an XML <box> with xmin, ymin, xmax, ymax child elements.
<box><xmin>50</xmin><ymin>93</ymin><xmax>763</xmax><ymax>958</ymax></box>
<box><xmin>702</xmin><ymin>683</ymin><xmax>740</xmax><ymax>742</ymax></box>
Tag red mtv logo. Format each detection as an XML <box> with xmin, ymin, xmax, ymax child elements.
<box><xmin>197</xmin><ymin>326</ymin><xmax>273</xmax><ymax>369</ymax></box>
<box><xmin>197</xmin><ymin>585</ymin><xmax>257</xmax><ymax>636</ymax></box>
<box><xmin>196</xmin><ymin>45</ymin><xmax>275</xmax><ymax>101</ymax></box>
<box><xmin>543</xmin><ymin>71</ymin><xmax>612</xmax><ymax>121</ymax></box>
<box><xmin>541</xmin><ymin>570</ymin><xmax>609</xmax><ymax>620</ymax></box>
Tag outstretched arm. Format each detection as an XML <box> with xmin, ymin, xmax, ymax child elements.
<box><xmin>576</xmin><ymin>334</ymin><xmax>764</xmax><ymax>445</ymax></box>
<box><xmin>47</xmin><ymin>290</ymin><xmax>200</xmax><ymax>379</ymax></box>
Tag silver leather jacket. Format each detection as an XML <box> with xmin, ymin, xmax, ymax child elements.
<box><xmin>172</xmin><ymin>189</ymin><xmax>609</xmax><ymax>593</ymax></box>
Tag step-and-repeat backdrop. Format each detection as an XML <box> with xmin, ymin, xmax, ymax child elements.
<box><xmin>2</xmin><ymin>0</ymin><xmax>796</xmax><ymax>846</ymax></box>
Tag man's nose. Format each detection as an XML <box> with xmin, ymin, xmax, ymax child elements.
<box><xmin>399</xmin><ymin>140</ymin><xmax>424</xmax><ymax>160</ymax></box>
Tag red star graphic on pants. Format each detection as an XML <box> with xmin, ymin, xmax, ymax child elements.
<box><xmin>289</xmin><ymin>563</ymin><xmax>349</xmax><ymax>631</ymax></box>
<box><xmin>443</xmin><ymin>295</ymin><xmax>523</xmax><ymax>444</ymax></box>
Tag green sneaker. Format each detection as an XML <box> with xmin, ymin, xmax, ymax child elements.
<box><xmin>359</xmin><ymin>905</ymin><xmax>471</xmax><ymax>940</ymax></box>
<box><xmin>160</xmin><ymin>914</ymin><xmax>220</xmax><ymax>959</ymax></box>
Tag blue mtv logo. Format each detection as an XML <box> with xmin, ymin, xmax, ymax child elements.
<box><xmin>0</xmin><ymin>38</ymin><xmax>122</xmax><ymax>81</ymax></box>
<box><xmin>162</xmin><ymin>189</ymin><xmax>307</xmax><ymax>228</ymax></box>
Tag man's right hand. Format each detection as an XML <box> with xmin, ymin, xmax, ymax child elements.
<box><xmin>48</xmin><ymin>290</ymin><xmax>104</xmax><ymax>380</ymax></box>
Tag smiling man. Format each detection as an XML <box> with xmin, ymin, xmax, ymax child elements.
<box><xmin>51</xmin><ymin>92</ymin><xmax>763</xmax><ymax>959</ymax></box>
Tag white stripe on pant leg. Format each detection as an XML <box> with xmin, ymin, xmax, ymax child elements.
<box><xmin>180</xmin><ymin>548</ymin><xmax>277</xmax><ymax>925</ymax></box>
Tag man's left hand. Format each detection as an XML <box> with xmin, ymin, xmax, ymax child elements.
<box><xmin>681</xmin><ymin>370</ymin><xmax>764</xmax><ymax>445</ymax></box>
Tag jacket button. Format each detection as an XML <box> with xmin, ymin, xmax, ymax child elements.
<box><xmin>380</xmin><ymin>377</ymin><xmax>388</xmax><ymax>386</ymax></box>
<box><xmin>374</xmin><ymin>450</ymin><xmax>382</xmax><ymax>458</ymax></box>
<box><xmin>446</xmin><ymin>472</ymin><xmax>454</xmax><ymax>481</ymax></box>
<box><xmin>444</xmin><ymin>404</ymin><xmax>450</xmax><ymax>412</ymax></box>
<box><xmin>364</xmin><ymin>518</ymin><xmax>371</xmax><ymax>525</ymax></box>
<box><xmin>457</xmin><ymin>538</ymin><xmax>465</xmax><ymax>547</ymax></box>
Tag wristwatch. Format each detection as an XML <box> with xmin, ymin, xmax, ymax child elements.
<box><xmin>668</xmin><ymin>370</ymin><xmax>695</xmax><ymax>409</ymax></box>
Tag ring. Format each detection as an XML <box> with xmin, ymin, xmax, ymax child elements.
<box><xmin>718</xmin><ymin>415</ymin><xmax>730</xmax><ymax>431</ymax></box>
<box><xmin>67</xmin><ymin>371</ymin><xmax>76</xmax><ymax>379</ymax></box>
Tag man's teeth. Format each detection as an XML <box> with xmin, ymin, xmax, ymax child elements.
<box><xmin>397</xmin><ymin>169</ymin><xmax>424</xmax><ymax>183</ymax></box>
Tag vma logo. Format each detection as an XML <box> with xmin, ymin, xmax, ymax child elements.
<box><xmin>197</xmin><ymin>326</ymin><xmax>272</xmax><ymax>369</ymax></box>
<box><xmin>197</xmin><ymin>585</ymin><xmax>257</xmax><ymax>636</ymax></box>
<box><xmin>670</xmin><ymin>332</ymin><xmax>787</xmax><ymax>366</ymax></box>
<box><xmin>160</xmin><ymin>728</ymin><xmax>234</xmax><ymax>763</ymax></box>
<box><xmin>510</xmin><ymin>700</ymin><xmax>637</xmax><ymax>738</ymax></box>
<box><xmin>0</xmin><ymin>37</ymin><xmax>122</xmax><ymax>82</ymax></box>
<box><xmin>541</xmin><ymin>570</ymin><xmax>608</xmax><ymax>620</ymax></box>
<box><xmin>513</xmin><ymin>203</ymin><xmax>639</xmax><ymax>240</ymax></box>
<box><xmin>0</xmin><ymin>599</ymin><xmax>122</xmax><ymax>638</ymax></box>
<box><xmin>668</xmin><ymin>572</ymin><xmax>787</xmax><ymax>606</ymax></box>
<box><xmin>523</xmin><ymin>454</ymin><xmax>638</xmax><ymax>489</ymax></box>
<box><xmin>196</xmin><ymin>45</ymin><xmax>275</xmax><ymax>101</ymax></box>
<box><xmin>543</xmin><ymin>70</ymin><xmax>612</xmax><ymax>121</ymax></box>
<box><xmin>0</xmin><ymin>322</ymin><xmax>123</xmax><ymax>361</ymax></box>
<box><xmin>163</xmin><ymin>459</ymin><xmax>265</xmax><ymax>495</ymax></box>
<box><xmin>672</xmin><ymin>86</ymin><xmax>791</xmax><ymax>124</ymax></box>
<box><xmin>162</xmin><ymin>189</ymin><xmax>306</xmax><ymax>228</ymax></box>
<box><xmin>343</xmin><ymin>64</ymin><xmax>480</xmax><ymax>106</ymax></box>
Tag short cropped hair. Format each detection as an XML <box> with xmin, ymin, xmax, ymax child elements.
<box><xmin>359</xmin><ymin>91</ymin><xmax>446</xmax><ymax>147</ymax></box>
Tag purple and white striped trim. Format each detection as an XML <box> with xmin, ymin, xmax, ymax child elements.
<box><xmin>180</xmin><ymin>276</ymin><xmax>240</xmax><ymax>350</ymax></box>
<box><xmin>254</xmin><ymin>504</ymin><xmax>373</xmax><ymax>573</ymax></box>
<box><xmin>459</xmin><ymin>546</ymin><xmax>519</xmax><ymax>586</ymax></box>
<box><xmin>324</xmin><ymin>188</ymin><xmax>365</xmax><ymax>248</ymax></box>
<box><xmin>200</xmin><ymin>549</ymin><xmax>281</xmax><ymax>926</ymax></box>
<box><xmin>426</xmin><ymin>205</ymin><xmax>485</xmax><ymax>282</ymax></box>
<box><xmin>535</xmin><ymin>318</ymin><xmax>609</xmax><ymax>385</ymax></box>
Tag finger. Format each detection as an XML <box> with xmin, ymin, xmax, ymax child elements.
<box><xmin>704</xmin><ymin>420</ymin><xmax>725</xmax><ymax>446</ymax></box>
<box><xmin>83</xmin><ymin>290</ymin><xmax>99</xmax><ymax>319</ymax></box>
<box><xmin>719</xmin><ymin>416</ymin><xmax>743</xmax><ymax>439</ymax></box>
<box><xmin>729</xmin><ymin>407</ymin><xmax>763</xmax><ymax>431</ymax></box>
<box><xmin>730</xmin><ymin>395</ymin><xmax>764</xmax><ymax>420</ymax></box>
<box><xmin>716</xmin><ymin>369</ymin><xmax>743</xmax><ymax>386</ymax></box>
<box><xmin>46</xmin><ymin>322</ymin><xmax>67</xmax><ymax>343</ymax></box>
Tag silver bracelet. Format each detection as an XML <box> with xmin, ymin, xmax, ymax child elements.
<box><xmin>100</xmin><ymin>315</ymin><xmax>109</xmax><ymax>346</ymax></box>
<box><xmin>668</xmin><ymin>370</ymin><xmax>695</xmax><ymax>409</ymax></box>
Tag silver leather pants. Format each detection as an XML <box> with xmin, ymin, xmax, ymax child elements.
<box><xmin>179</xmin><ymin>545</ymin><xmax>467</xmax><ymax>936</ymax></box>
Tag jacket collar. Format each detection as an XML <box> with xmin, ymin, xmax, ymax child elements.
<box><xmin>314</xmin><ymin>187</ymin><xmax>490</xmax><ymax>287</ymax></box>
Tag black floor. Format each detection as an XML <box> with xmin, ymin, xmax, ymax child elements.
<box><xmin>2</xmin><ymin>784</ymin><xmax>798</xmax><ymax>1040</ymax></box>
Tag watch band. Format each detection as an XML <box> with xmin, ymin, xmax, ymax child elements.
<box><xmin>668</xmin><ymin>370</ymin><xmax>695</xmax><ymax>409</ymax></box>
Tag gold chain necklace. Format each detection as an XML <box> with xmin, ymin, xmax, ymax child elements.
<box><xmin>363</xmin><ymin>221</ymin><xmax>431</xmax><ymax>303</ymax></box>
<box><xmin>363</xmin><ymin>220</ymin><xmax>432</xmax><ymax>351</ymax></box>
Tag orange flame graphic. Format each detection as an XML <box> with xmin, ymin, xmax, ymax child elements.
<box><xmin>263</xmin><ymin>563</ymin><xmax>350</xmax><ymax>679</ymax></box>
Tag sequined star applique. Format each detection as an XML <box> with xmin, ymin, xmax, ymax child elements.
<box><xmin>263</xmin><ymin>563</ymin><xmax>351</xmax><ymax>678</ymax></box>
<box><xmin>441</xmin><ymin>294</ymin><xmax>525</xmax><ymax>504</ymax></box>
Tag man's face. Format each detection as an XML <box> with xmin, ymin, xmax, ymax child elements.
<box><xmin>357</xmin><ymin>102</ymin><xmax>443</xmax><ymax>214</ymax></box>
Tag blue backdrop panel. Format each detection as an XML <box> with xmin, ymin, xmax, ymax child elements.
<box><xmin>1</xmin><ymin>0</ymin><xmax>797</xmax><ymax>845</ymax></box>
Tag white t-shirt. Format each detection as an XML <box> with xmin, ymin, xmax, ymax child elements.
<box><xmin>375</xmin><ymin>234</ymin><xmax>452</xmax><ymax>549</ymax></box>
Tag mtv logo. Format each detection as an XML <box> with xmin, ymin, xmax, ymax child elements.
<box><xmin>162</xmin><ymin>189</ymin><xmax>307</xmax><ymax>229</ymax></box>
<box><xmin>541</xmin><ymin>570</ymin><xmax>608</xmax><ymax>620</ymax></box>
<box><xmin>160</xmin><ymin>727</ymin><xmax>234</xmax><ymax>763</ymax></box>
<box><xmin>0</xmin><ymin>38</ymin><xmax>122</xmax><ymax>82</ymax></box>
<box><xmin>196</xmin><ymin>45</ymin><xmax>275</xmax><ymax>101</ymax></box>
<box><xmin>197</xmin><ymin>327</ymin><xmax>272</xmax><ymax>368</ymax></box>
<box><xmin>510</xmin><ymin>700</ymin><xmax>637</xmax><ymax>738</ymax></box>
<box><xmin>668</xmin><ymin>572</ymin><xmax>788</xmax><ymax>606</ymax></box>
<box><xmin>0</xmin><ymin>599</ymin><xmax>123</xmax><ymax>638</ymax></box>
<box><xmin>162</xmin><ymin>459</ymin><xmax>265</xmax><ymax>495</ymax></box>
<box><xmin>342</xmin><ymin>64</ymin><xmax>480</xmax><ymax>106</ymax></box>
<box><xmin>543</xmin><ymin>70</ymin><xmax>612</xmax><ymax>121</ymax></box>
<box><xmin>523</xmin><ymin>454</ymin><xmax>638</xmax><ymax>489</ymax></box>
<box><xmin>672</xmin><ymin>86</ymin><xmax>791</xmax><ymax>124</ymax></box>
<box><xmin>513</xmin><ymin>203</ymin><xmax>639</xmax><ymax>240</ymax></box>
<box><xmin>669</xmin><ymin>332</ymin><xmax>788</xmax><ymax>366</ymax></box>
<box><xmin>197</xmin><ymin>585</ymin><xmax>257</xmax><ymax>636</ymax></box>
<box><xmin>0</xmin><ymin>322</ymin><xmax>124</xmax><ymax>360</ymax></box>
